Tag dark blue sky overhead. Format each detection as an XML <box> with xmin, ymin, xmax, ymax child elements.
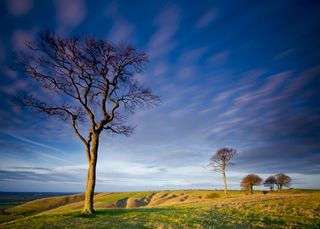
<box><xmin>0</xmin><ymin>0</ymin><xmax>319</xmax><ymax>192</ymax></box>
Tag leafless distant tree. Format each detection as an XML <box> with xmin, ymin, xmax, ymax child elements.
<box><xmin>208</xmin><ymin>147</ymin><xmax>236</xmax><ymax>196</ymax></box>
<box><xmin>241</xmin><ymin>174</ymin><xmax>262</xmax><ymax>194</ymax></box>
<box><xmin>275</xmin><ymin>173</ymin><xmax>291</xmax><ymax>190</ymax></box>
<box><xmin>264</xmin><ymin>176</ymin><xmax>277</xmax><ymax>191</ymax></box>
<box><xmin>13</xmin><ymin>32</ymin><xmax>159</xmax><ymax>214</ymax></box>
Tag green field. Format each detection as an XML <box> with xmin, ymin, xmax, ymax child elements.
<box><xmin>0</xmin><ymin>189</ymin><xmax>319</xmax><ymax>228</ymax></box>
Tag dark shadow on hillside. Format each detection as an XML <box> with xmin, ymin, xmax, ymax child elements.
<box><xmin>76</xmin><ymin>208</ymin><xmax>176</xmax><ymax>218</ymax></box>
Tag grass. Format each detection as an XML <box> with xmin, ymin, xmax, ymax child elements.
<box><xmin>0</xmin><ymin>203</ymin><xmax>24</xmax><ymax>210</ymax></box>
<box><xmin>0</xmin><ymin>192</ymin><xmax>76</xmax><ymax>210</ymax></box>
<box><xmin>0</xmin><ymin>189</ymin><xmax>319</xmax><ymax>228</ymax></box>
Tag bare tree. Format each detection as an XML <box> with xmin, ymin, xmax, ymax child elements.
<box><xmin>264</xmin><ymin>176</ymin><xmax>276</xmax><ymax>191</ymax></box>
<box><xmin>241</xmin><ymin>174</ymin><xmax>262</xmax><ymax>194</ymax></box>
<box><xmin>275</xmin><ymin>173</ymin><xmax>291</xmax><ymax>190</ymax></box>
<box><xmin>208</xmin><ymin>147</ymin><xmax>236</xmax><ymax>196</ymax></box>
<box><xmin>13</xmin><ymin>32</ymin><xmax>159</xmax><ymax>214</ymax></box>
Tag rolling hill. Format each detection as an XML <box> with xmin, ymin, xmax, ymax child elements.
<box><xmin>0</xmin><ymin>189</ymin><xmax>319</xmax><ymax>228</ymax></box>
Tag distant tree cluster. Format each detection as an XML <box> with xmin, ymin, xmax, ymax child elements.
<box><xmin>263</xmin><ymin>176</ymin><xmax>277</xmax><ymax>191</ymax></box>
<box><xmin>240</xmin><ymin>173</ymin><xmax>292</xmax><ymax>194</ymax></box>
<box><xmin>208</xmin><ymin>148</ymin><xmax>293</xmax><ymax>195</ymax></box>
<box><xmin>264</xmin><ymin>173</ymin><xmax>292</xmax><ymax>191</ymax></box>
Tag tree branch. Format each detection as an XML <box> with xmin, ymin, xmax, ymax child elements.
<box><xmin>14</xmin><ymin>31</ymin><xmax>160</xmax><ymax>159</ymax></box>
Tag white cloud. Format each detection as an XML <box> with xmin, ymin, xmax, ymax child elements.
<box><xmin>108</xmin><ymin>18</ymin><xmax>134</xmax><ymax>43</ymax></box>
<box><xmin>214</xmin><ymin>90</ymin><xmax>234</xmax><ymax>103</ymax></box>
<box><xmin>7</xmin><ymin>133</ymin><xmax>66</xmax><ymax>154</ymax></box>
<box><xmin>207</xmin><ymin>50</ymin><xmax>230</xmax><ymax>65</ymax></box>
<box><xmin>275</xmin><ymin>48</ymin><xmax>295</xmax><ymax>60</ymax></box>
<box><xmin>54</xmin><ymin>164</ymin><xmax>87</xmax><ymax>174</ymax></box>
<box><xmin>2</xmin><ymin>68</ymin><xmax>18</xmax><ymax>79</ymax></box>
<box><xmin>54</xmin><ymin>0</ymin><xmax>87</xmax><ymax>31</ymax></box>
<box><xmin>284</xmin><ymin>65</ymin><xmax>319</xmax><ymax>95</ymax></box>
<box><xmin>147</xmin><ymin>5</ymin><xmax>180</xmax><ymax>59</ymax></box>
<box><xmin>104</xmin><ymin>2</ymin><xmax>135</xmax><ymax>43</ymax></box>
<box><xmin>196</xmin><ymin>8</ymin><xmax>217</xmax><ymax>28</ymax></box>
<box><xmin>7</xmin><ymin>0</ymin><xmax>33</xmax><ymax>16</ymax></box>
<box><xmin>11</xmin><ymin>29</ymin><xmax>36</xmax><ymax>51</ymax></box>
<box><xmin>179</xmin><ymin>47</ymin><xmax>208</xmax><ymax>64</ymax></box>
<box><xmin>0</xmin><ymin>79</ymin><xmax>29</xmax><ymax>95</ymax></box>
<box><xmin>176</xmin><ymin>65</ymin><xmax>197</xmax><ymax>80</ymax></box>
<box><xmin>258</xmin><ymin>71</ymin><xmax>292</xmax><ymax>94</ymax></box>
<box><xmin>105</xmin><ymin>2</ymin><xmax>118</xmax><ymax>17</ymax></box>
<box><xmin>0</xmin><ymin>40</ymin><xmax>5</xmax><ymax>62</ymax></box>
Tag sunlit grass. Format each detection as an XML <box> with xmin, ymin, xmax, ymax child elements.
<box><xmin>1</xmin><ymin>189</ymin><xmax>319</xmax><ymax>228</ymax></box>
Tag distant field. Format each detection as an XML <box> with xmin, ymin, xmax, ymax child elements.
<box><xmin>0</xmin><ymin>189</ymin><xmax>319</xmax><ymax>228</ymax></box>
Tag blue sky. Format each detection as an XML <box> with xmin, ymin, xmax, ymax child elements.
<box><xmin>0</xmin><ymin>0</ymin><xmax>319</xmax><ymax>192</ymax></box>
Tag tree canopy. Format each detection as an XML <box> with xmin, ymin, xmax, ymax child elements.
<box><xmin>241</xmin><ymin>174</ymin><xmax>262</xmax><ymax>194</ymax></box>
<box><xmin>264</xmin><ymin>176</ymin><xmax>277</xmax><ymax>191</ymax></box>
<box><xmin>209</xmin><ymin>147</ymin><xmax>236</xmax><ymax>173</ymax></box>
<box><xmin>275</xmin><ymin>173</ymin><xmax>292</xmax><ymax>190</ymax></box>
<box><xmin>208</xmin><ymin>147</ymin><xmax>236</xmax><ymax>196</ymax></box>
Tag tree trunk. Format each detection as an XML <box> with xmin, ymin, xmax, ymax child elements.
<box><xmin>82</xmin><ymin>134</ymin><xmax>99</xmax><ymax>215</ymax></box>
<box><xmin>250</xmin><ymin>185</ymin><xmax>253</xmax><ymax>194</ymax></box>
<box><xmin>222</xmin><ymin>165</ymin><xmax>228</xmax><ymax>196</ymax></box>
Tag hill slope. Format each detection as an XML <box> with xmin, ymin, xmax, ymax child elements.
<box><xmin>0</xmin><ymin>190</ymin><xmax>319</xmax><ymax>228</ymax></box>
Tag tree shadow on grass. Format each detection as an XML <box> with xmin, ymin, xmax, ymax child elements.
<box><xmin>75</xmin><ymin>208</ymin><xmax>175</xmax><ymax>218</ymax></box>
<box><xmin>73</xmin><ymin>208</ymin><xmax>182</xmax><ymax>228</ymax></box>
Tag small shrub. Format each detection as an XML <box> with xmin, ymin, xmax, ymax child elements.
<box><xmin>262</xmin><ymin>191</ymin><xmax>268</xmax><ymax>195</ymax></box>
<box><xmin>204</xmin><ymin>192</ymin><xmax>220</xmax><ymax>199</ymax></box>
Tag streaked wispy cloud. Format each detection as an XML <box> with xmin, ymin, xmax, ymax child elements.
<box><xmin>0</xmin><ymin>0</ymin><xmax>319</xmax><ymax>192</ymax></box>
<box><xmin>6</xmin><ymin>0</ymin><xmax>33</xmax><ymax>16</ymax></box>
<box><xmin>54</xmin><ymin>0</ymin><xmax>87</xmax><ymax>32</ymax></box>
<box><xmin>196</xmin><ymin>8</ymin><xmax>217</xmax><ymax>28</ymax></box>
<box><xmin>147</xmin><ymin>5</ymin><xmax>180</xmax><ymax>58</ymax></box>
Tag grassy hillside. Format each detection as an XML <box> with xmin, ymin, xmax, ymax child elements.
<box><xmin>0</xmin><ymin>192</ymin><xmax>76</xmax><ymax>210</ymax></box>
<box><xmin>0</xmin><ymin>190</ymin><xmax>319</xmax><ymax>228</ymax></box>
